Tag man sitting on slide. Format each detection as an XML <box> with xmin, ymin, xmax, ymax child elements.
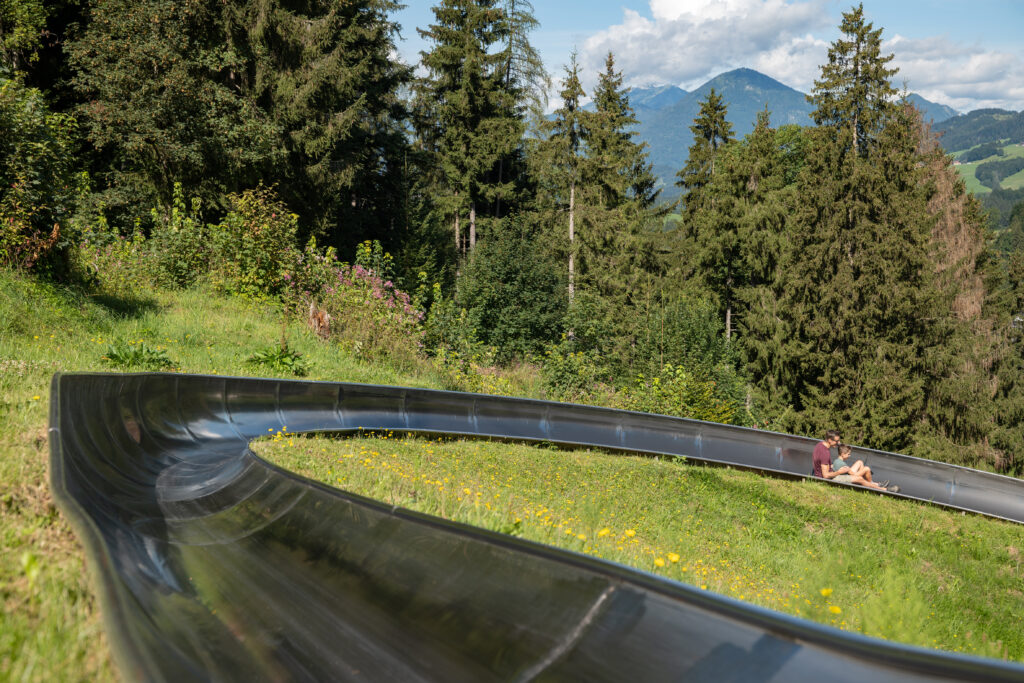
<box><xmin>812</xmin><ymin>430</ymin><xmax>898</xmax><ymax>492</ymax></box>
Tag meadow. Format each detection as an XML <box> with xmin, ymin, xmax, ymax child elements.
<box><xmin>254</xmin><ymin>432</ymin><xmax>1024</xmax><ymax>663</ymax></box>
<box><xmin>4</xmin><ymin>267</ymin><xmax>1024</xmax><ymax>680</ymax></box>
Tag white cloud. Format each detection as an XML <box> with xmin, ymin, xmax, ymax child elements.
<box><xmin>580</xmin><ymin>0</ymin><xmax>831</xmax><ymax>91</ymax></box>
<box><xmin>887</xmin><ymin>35</ymin><xmax>1024</xmax><ymax>111</ymax></box>
<box><xmin>575</xmin><ymin>0</ymin><xmax>1024</xmax><ymax>112</ymax></box>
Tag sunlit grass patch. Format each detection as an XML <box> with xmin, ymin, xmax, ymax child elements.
<box><xmin>255</xmin><ymin>432</ymin><xmax>1024</xmax><ymax>663</ymax></box>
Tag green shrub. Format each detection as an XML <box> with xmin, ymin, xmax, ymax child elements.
<box><xmin>541</xmin><ymin>336</ymin><xmax>606</xmax><ymax>403</ymax></box>
<box><xmin>149</xmin><ymin>183</ymin><xmax>209</xmax><ymax>287</ymax></box>
<box><xmin>0</xmin><ymin>76</ymin><xmax>77</xmax><ymax>271</ymax></box>
<box><xmin>456</xmin><ymin>216</ymin><xmax>567</xmax><ymax>362</ymax></box>
<box><xmin>101</xmin><ymin>340</ymin><xmax>174</xmax><ymax>371</ymax></box>
<box><xmin>246</xmin><ymin>342</ymin><xmax>309</xmax><ymax>377</ymax></box>
<box><xmin>211</xmin><ymin>186</ymin><xmax>298</xmax><ymax>297</ymax></box>
<box><xmin>617</xmin><ymin>362</ymin><xmax>739</xmax><ymax>424</ymax></box>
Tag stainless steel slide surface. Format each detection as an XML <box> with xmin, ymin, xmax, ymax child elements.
<box><xmin>49</xmin><ymin>372</ymin><xmax>1024</xmax><ymax>681</ymax></box>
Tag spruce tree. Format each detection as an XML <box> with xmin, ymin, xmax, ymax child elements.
<box><xmin>537</xmin><ymin>53</ymin><xmax>592</xmax><ymax>304</ymax></box>
<box><xmin>765</xmin><ymin>6</ymin><xmax>940</xmax><ymax>450</ymax></box>
<box><xmin>415</xmin><ymin>0</ymin><xmax>529</xmax><ymax>257</ymax></box>
<box><xmin>224</xmin><ymin>0</ymin><xmax>411</xmax><ymax>245</ymax></box>
<box><xmin>673</xmin><ymin>90</ymin><xmax>737</xmax><ymax>335</ymax></box>
<box><xmin>69</xmin><ymin>0</ymin><xmax>281</xmax><ymax>222</ymax></box>
<box><xmin>808</xmin><ymin>2</ymin><xmax>896</xmax><ymax>158</ymax></box>
<box><xmin>675</xmin><ymin>88</ymin><xmax>734</xmax><ymax>216</ymax></box>
<box><xmin>570</xmin><ymin>52</ymin><xmax>661</xmax><ymax>373</ymax></box>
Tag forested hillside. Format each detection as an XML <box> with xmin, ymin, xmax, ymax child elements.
<box><xmin>5</xmin><ymin>1</ymin><xmax>1024</xmax><ymax>474</ymax></box>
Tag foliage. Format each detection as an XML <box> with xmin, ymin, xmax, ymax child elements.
<box><xmin>0</xmin><ymin>0</ymin><xmax>48</xmax><ymax>71</ymax></box>
<box><xmin>101</xmin><ymin>340</ymin><xmax>175</xmax><ymax>371</ymax></box>
<box><xmin>288</xmin><ymin>250</ymin><xmax>425</xmax><ymax>370</ymax></box>
<box><xmin>540</xmin><ymin>335</ymin><xmax>606</xmax><ymax>403</ymax></box>
<box><xmin>959</xmin><ymin>141</ymin><xmax>1006</xmax><ymax>163</ymax></box>
<box><xmin>457</xmin><ymin>214</ymin><xmax>566</xmax><ymax>361</ymax></box>
<box><xmin>149</xmin><ymin>182</ymin><xmax>209</xmax><ymax>287</ymax></box>
<box><xmin>618</xmin><ymin>363</ymin><xmax>739</xmax><ymax>424</ymax></box>
<box><xmin>68</xmin><ymin>0</ymin><xmax>281</xmax><ymax>226</ymax></box>
<box><xmin>0</xmin><ymin>76</ymin><xmax>77</xmax><ymax>271</ymax></box>
<box><xmin>210</xmin><ymin>185</ymin><xmax>298</xmax><ymax>297</ymax></box>
<box><xmin>246</xmin><ymin>342</ymin><xmax>309</xmax><ymax>377</ymax></box>
<box><xmin>354</xmin><ymin>239</ymin><xmax>395</xmax><ymax>283</ymax></box>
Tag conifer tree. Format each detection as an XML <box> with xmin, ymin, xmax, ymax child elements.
<box><xmin>224</xmin><ymin>0</ymin><xmax>411</xmax><ymax>245</ymax></box>
<box><xmin>415</xmin><ymin>0</ymin><xmax>530</xmax><ymax>257</ymax></box>
<box><xmin>764</xmin><ymin>6</ymin><xmax>940</xmax><ymax>450</ymax></box>
<box><xmin>538</xmin><ymin>53</ymin><xmax>592</xmax><ymax>304</ymax></box>
<box><xmin>675</xmin><ymin>88</ymin><xmax>734</xmax><ymax>216</ymax></box>
<box><xmin>808</xmin><ymin>2</ymin><xmax>896</xmax><ymax>157</ymax></box>
<box><xmin>569</xmin><ymin>52</ymin><xmax>661</xmax><ymax>372</ymax></box>
<box><xmin>673</xmin><ymin>90</ymin><xmax>737</xmax><ymax>335</ymax></box>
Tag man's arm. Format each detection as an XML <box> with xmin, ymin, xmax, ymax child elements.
<box><xmin>820</xmin><ymin>462</ymin><xmax>848</xmax><ymax>479</ymax></box>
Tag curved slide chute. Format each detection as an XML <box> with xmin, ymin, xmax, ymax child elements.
<box><xmin>49</xmin><ymin>373</ymin><xmax>1024</xmax><ymax>681</ymax></box>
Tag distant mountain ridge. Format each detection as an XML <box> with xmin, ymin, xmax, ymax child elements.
<box><xmin>933</xmin><ymin>109</ymin><xmax>1024</xmax><ymax>153</ymax></box>
<box><xmin>601</xmin><ymin>68</ymin><xmax>965</xmax><ymax>200</ymax></box>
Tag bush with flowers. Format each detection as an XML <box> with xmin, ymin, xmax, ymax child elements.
<box><xmin>285</xmin><ymin>239</ymin><xmax>425</xmax><ymax>370</ymax></box>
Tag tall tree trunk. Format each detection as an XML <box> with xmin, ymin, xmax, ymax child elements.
<box><xmin>568</xmin><ymin>181</ymin><xmax>576</xmax><ymax>303</ymax></box>
<box><xmin>455</xmin><ymin>212</ymin><xmax>461</xmax><ymax>255</ymax></box>
<box><xmin>725</xmin><ymin>306</ymin><xmax>732</xmax><ymax>340</ymax></box>
<box><xmin>469</xmin><ymin>201</ymin><xmax>477</xmax><ymax>251</ymax></box>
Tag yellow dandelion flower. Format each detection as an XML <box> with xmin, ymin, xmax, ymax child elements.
<box><xmin>625</xmin><ymin>529</ymin><xmax>636</xmax><ymax>537</ymax></box>
<box><xmin>829</xmin><ymin>605</ymin><xmax>841</xmax><ymax>614</ymax></box>
<box><xmin>654</xmin><ymin>558</ymin><xmax>665</xmax><ymax>568</ymax></box>
<box><xmin>820</xmin><ymin>588</ymin><xmax>833</xmax><ymax>597</ymax></box>
<box><xmin>667</xmin><ymin>552</ymin><xmax>680</xmax><ymax>563</ymax></box>
<box><xmin>31</xmin><ymin>395</ymin><xmax>40</xmax><ymax>401</ymax></box>
<box><xmin>598</xmin><ymin>528</ymin><xmax>611</xmax><ymax>537</ymax></box>
<box><xmin>577</xmin><ymin>534</ymin><xmax>586</xmax><ymax>541</ymax></box>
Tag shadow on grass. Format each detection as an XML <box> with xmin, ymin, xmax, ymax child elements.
<box><xmin>90</xmin><ymin>293</ymin><xmax>160</xmax><ymax>319</ymax></box>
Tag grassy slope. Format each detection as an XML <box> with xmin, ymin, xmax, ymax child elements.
<box><xmin>0</xmin><ymin>271</ymin><xmax>444</xmax><ymax>681</ymax></box>
<box><xmin>952</xmin><ymin>143</ymin><xmax>1024</xmax><ymax>194</ymax></box>
<box><xmin>254</xmin><ymin>434</ymin><xmax>1024</xmax><ymax>663</ymax></box>
<box><xmin>4</xmin><ymin>267</ymin><xmax>1024</xmax><ymax>678</ymax></box>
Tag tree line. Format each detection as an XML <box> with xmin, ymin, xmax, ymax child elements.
<box><xmin>4</xmin><ymin>1</ymin><xmax>1024</xmax><ymax>472</ymax></box>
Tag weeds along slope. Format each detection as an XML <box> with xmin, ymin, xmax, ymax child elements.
<box><xmin>255</xmin><ymin>432</ymin><xmax>1024</xmax><ymax>663</ymax></box>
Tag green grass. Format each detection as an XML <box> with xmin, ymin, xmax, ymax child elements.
<box><xmin>953</xmin><ymin>142</ymin><xmax>1024</xmax><ymax>194</ymax></box>
<box><xmin>6</xmin><ymin>264</ymin><xmax>1024</xmax><ymax>678</ymax></box>
<box><xmin>0</xmin><ymin>269</ymin><xmax>453</xmax><ymax>681</ymax></box>
<box><xmin>254</xmin><ymin>432</ymin><xmax>1024</xmax><ymax>663</ymax></box>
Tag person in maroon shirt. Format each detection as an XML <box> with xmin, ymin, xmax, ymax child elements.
<box><xmin>812</xmin><ymin>430</ymin><xmax>842</xmax><ymax>478</ymax></box>
<box><xmin>812</xmin><ymin>430</ymin><xmax>899</xmax><ymax>492</ymax></box>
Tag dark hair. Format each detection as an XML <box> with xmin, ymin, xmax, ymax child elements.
<box><xmin>825</xmin><ymin>429</ymin><xmax>841</xmax><ymax>441</ymax></box>
<box><xmin>838</xmin><ymin>443</ymin><xmax>852</xmax><ymax>456</ymax></box>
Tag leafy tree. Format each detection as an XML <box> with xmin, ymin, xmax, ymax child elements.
<box><xmin>0</xmin><ymin>0</ymin><xmax>48</xmax><ymax>73</ymax></box>
<box><xmin>457</xmin><ymin>214</ymin><xmax>566</xmax><ymax>361</ymax></box>
<box><xmin>0</xmin><ymin>75</ymin><xmax>77</xmax><ymax>271</ymax></box>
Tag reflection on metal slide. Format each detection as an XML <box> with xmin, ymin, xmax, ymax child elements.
<box><xmin>49</xmin><ymin>372</ymin><xmax>1024</xmax><ymax>681</ymax></box>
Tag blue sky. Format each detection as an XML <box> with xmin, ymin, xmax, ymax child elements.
<box><xmin>394</xmin><ymin>1</ymin><xmax>1024</xmax><ymax>112</ymax></box>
